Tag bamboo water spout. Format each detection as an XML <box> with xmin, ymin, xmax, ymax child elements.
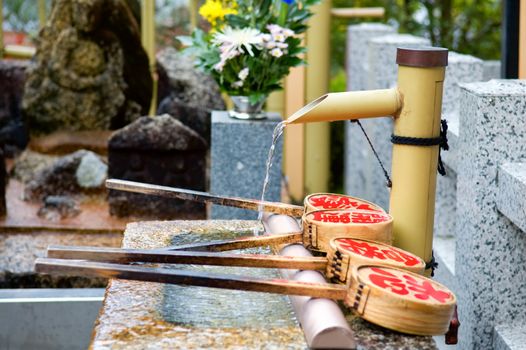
<box><xmin>285</xmin><ymin>88</ymin><xmax>401</xmax><ymax>124</ymax></box>
<box><xmin>285</xmin><ymin>47</ymin><xmax>448</xmax><ymax>273</ymax></box>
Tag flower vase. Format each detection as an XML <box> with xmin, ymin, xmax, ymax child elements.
<box><xmin>229</xmin><ymin>96</ymin><xmax>267</xmax><ymax>120</ymax></box>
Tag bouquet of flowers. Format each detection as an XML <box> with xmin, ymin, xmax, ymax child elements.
<box><xmin>180</xmin><ymin>0</ymin><xmax>319</xmax><ymax>106</ymax></box>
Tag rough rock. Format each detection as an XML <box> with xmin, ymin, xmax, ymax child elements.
<box><xmin>37</xmin><ymin>195</ymin><xmax>81</xmax><ymax>221</ymax></box>
<box><xmin>109</xmin><ymin>114</ymin><xmax>208</xmax><ymax>151</ymax></box>
<box><xmin>75</xmin><ymin>151</ymin><xmax>108</xmax><ymax>188</ymax></box>
<box><xmin>0</xmin><ymin>60</ymin><xmax>30</xmax><ymax>156</ymax></box>
<box><xmin>157</xmin><ymin>48</ymin><xmax>225</xmax><ymax>140</ymax></box>
<box><xmin>10</xmin><ymin>150</ymin><xmax>58</xmax><ymax>184</ymax></box>
<box><xmin>22</xmin><ymin>0</ymin><xmax>152</xmax><ymax>134</ymax></box>
<box><xmin>24</xmin><ymin>150</ymin><xmax>107</xmax><ymax>201</ymax></box>
<box><xmin>157</xmin><ymin>96</ymin><xmax>211</xmax><ymax>142</ymax></box>
<box><xmin>108</xmin><ymin>115</ymin><xmax>207</xmax><ymax>219</ymax></box>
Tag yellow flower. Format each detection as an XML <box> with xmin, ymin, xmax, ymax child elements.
<box><xmin>199</xmin><ymin>0</ymin><xmax>238</xmax><ymax>28</ymax></box>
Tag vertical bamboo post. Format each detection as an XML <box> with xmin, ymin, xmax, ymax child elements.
<box><xmin>0</xmin><ymin>0</ymin><xmax>4</xmax><ymax>58</ymax></box>
<box><xmin>38</xmin><ymin>0</ymin><xmax>46</xmax><ymax>29</ymax></box>
<box><xmin>141</xmin><ymin>0</ymin><xmax>157</xmax><ymax>116</ymax></box>
<box><xmin>189</xmin><ymin>0</ymin><xmax>199</xmax><ymax>30</ymax></box>
<box><xmin>389</xmin><ymin>47</ymin><xmax>448</xmax><ymax>270</ymax></box>
<box><xmin>284</xmin><ymin>66</ymin><xmax>306</xmax><ymax>201</ymax></box>
<box><xmin>304</xmin><ymin>0</ymin><xmax>331</xmax><ymax>194</ymax></box>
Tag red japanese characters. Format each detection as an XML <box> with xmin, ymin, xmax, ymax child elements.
<box><xmin>304</xmin><ymin>193</ymin><xmax>385</xmax><ymax>213</ymax></box>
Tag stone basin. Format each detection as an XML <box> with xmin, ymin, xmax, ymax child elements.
<box><xmin>91</xmin><ymin>220</ymin><xmax>438</xmax><ymax>349</ymax></box>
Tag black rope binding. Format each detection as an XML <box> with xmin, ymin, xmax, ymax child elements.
<box><xmin>352</xmin><ymin>120</ymin><xmax>392</xmax><ymax>188</ymax></box>
<box><xmin>425</xmin><ymin>250</ymin><xmax>439</xmax><ymax>276</ymax></box>
<box><xmin>391</xmin><ymin>119</ymin><xmax>450</xmax><ymax>176</ymax></box>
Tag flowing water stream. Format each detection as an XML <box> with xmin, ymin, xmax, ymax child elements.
<box><xmin>254</xmin><ymin>121</ymin><xmax>287</xmax><ymax>235</ymax></box>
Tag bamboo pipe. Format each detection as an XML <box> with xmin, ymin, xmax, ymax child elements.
<box><xmin>389</xmin><ymin>48</ymin><xmax>447</xmax><ymax>267</ymax></box>
<box><xmin>38</xmin><ymin>0</ymin><xmax>46</xmax><ymax>29</ymax></box>
<box><xmin>331</xmin><ymin>7</ymin><xmax>385</xmax><ymax>18</ymax></box>
<box><xmin>4</xmin><ymin>44</ymin><xmax>35</xmax><ymax>59</ymax></box>
<box><xmin>141</xmin><ymin>0</ymin><xmax>157</xmax><ymax>116</ymax></box>
<box><xmin>0</xmin><ymin>0</ymin><xmax>4</xmax><ymax>58</ymax></box>
<box><xmin>286</xmin><ymin>88</ymin><xmax>401</xmax><ymax>124</ymax></box>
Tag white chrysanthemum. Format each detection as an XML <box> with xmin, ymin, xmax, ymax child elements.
<box><xmin>238</xmin><ymin>68</ymin><xmax>249</xmax><ymax>81</ymax></box>
<box><xmin>213</xmin><ymin>27</ymin><xmax>263</xmax><ymax>57</ymax></box>
<box><xmin>270</xmin><ymin>48</ymin><xmax>283</xmax><ymax>58</ymax></box>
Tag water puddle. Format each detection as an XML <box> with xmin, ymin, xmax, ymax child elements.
<box><xmin>161</xmin><ymin>229</ymin><xmax>298</xmax><ymax>328</ymax></box>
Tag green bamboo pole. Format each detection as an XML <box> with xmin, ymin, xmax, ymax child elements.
<box><xmin>0</xmin><ymin>0</ymin><xmax>4</xmax><ymax>58</ymax></box>
<box><xmin>141</xmin><ymin>0</ymin><xmax>157</xmax><ymax>116</ymax></box>
<box><xmin>304</xmin><ymin>0</ymin><xmax>331</xmax><ymax>194</ymax></box>
<box><xmin>38</xmin><ymin>0</ymin><xmax>46</xmax><ymax>29</ymax></box>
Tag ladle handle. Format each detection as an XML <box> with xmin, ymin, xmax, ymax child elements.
<box><xmin>106</xmin><ymin>179</ymin><xmax>304</xmax><ymax>217</ymax></box>
<box><xmin>46</xmin><ymin>245</ymin><xmax>327</xmax><ymax>270</ymax></box>
<box><xmin>35</xmin><ymin>258</ymin><xmax>347</xmax><ymax>300</ymax></box>
<box><xmin>165</xmin><ymin>232</ymin><xmax>303</xmax><ymax>252</ymax></box>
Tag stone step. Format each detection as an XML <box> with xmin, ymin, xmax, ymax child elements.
<box><xmin>494</xmin><ymin>323</ymin><xmax>526</xmax><ymax>350</ymax></box>
<box><xmin>497</xmin><ymin>163</ymin><xmax>526</xmax><ymax>232</ymax></box>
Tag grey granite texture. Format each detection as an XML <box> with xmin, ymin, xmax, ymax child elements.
<box><xmin>455</xmin><ymin>80</ymin><xmax>526</xmax><ymax>350</ymax></box>
<box><xmin>442</xmin><ymin>52</ymin><xmax>483</xmax><ymax>116</ymax></box>
<box><xmin>90</xmin><ymin>219</ymin><xmax>438</xmax><ymax>350</ymax></box>
<box><xmin>483</xmin><ymin>60</ymin><xmax>501</xmax><ymax>81</ymax></box>
<box><xmin>434</xmin><ymin>164</ymin><xmax>457</xmax><ymax>239</ymax></box>
<box><xmin>210</xmin><ymin>111</ymin><xmax>283</xmax><ymax>219</ymax></box>
<box><xmin>497</xmin><ymin>163</ymin><xmax>526</xmax><ymax>232</ymax></box>
<box><xmin>434</xmin><ymin>118</ymin><xmax>459</xmax><ymax>239</ymax></box>
<box><xmin>0</xmin><ymin>231</ymin><xmax>121</xmax><ymax>274</ymax></box>
<box><xmin>346</xmin><ymin>23</ymin><xmax>395</xmax><ymax>91</ymax></box>
<box><xmin>345</xmin><ymin>34</ymin><xmax>429</xmax><ymax>210</ymax></box>
<box><xmin>493</xmin><ymin>323</ymin><xmax>526</xmax><ymax>350</ymax></box>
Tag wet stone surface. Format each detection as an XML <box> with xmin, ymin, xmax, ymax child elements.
<box><xmin>91</xmin><ymin>220</ymin><xmax>438</xmax><ymax>349</ymax></box>
<box><xmin>91</xmin><ymin>220</ymin><xmax>306</xmax><ymax>349</ymax></box>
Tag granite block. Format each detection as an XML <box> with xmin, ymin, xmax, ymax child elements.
<box><xmin>497</xmin><ymin>163</ymin><xmax>526</xmax><ymax>232</ymax></box>
<box><xmin>434</xmin><ymin>164</ymin><xmax>457</xmax><ymax>238</ymax></box>
<box><xmin>483</xmin><ymin>60</ymin><xmax>501</xmax><ymax>81</ymax></box>
<box><xmin>442</xmin><ymin>52</ymin><xmax>483</xmax><ymax>116</ymax></box>
<box><xmin>345</xmin><ymin>34</ymin><xmax>429</xmax><ymax>210</ymax></box>
<box><xmin>493</xmin><ymin>323</ymin><xmax>526</xmax><ymax>350</ymax></box>
<box><xmin>346</xmin><ymin>23</ymin><xmax>395</xmax><ymax>91</ymax></box>
<box><xmin>455</xmin><ymin>80</ymin><xmax>526</xmax><ymax>350</ymax></box>
<box><xmin>210</xmin><ymin>111</ymin><xmax>283</xmax><ymax>219</ymax></box>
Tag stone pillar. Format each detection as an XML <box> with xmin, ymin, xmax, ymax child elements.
<box><xmin>108</xmin><ymin>115</ymin><xmax>207</xmax><ymax>219</ymax></box>
<box><xmin>345</xmin><ymin>23</ymin><xmax>395</xmax><ymax>92</ymax></box>
<box><xmin>456</xmin><ymin>80</ymin><xmax>526</xmax><ymax>349</ymax></box>
<box><xmin>434</xmin><ymin>52</ymin><xmax>483</xmax><ymax>240</ymax></box>
<box><xmin>345</xmin><ymin>34</ymin><xmax>429</xmax><ymax>210</ymax></box>
<box><xmin>210</xmin><ymin>111</ymin><xmax>283</xmax><ymax>219</ymax></box>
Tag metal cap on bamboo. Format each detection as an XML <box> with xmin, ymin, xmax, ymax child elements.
<box><xmin>396</xmin><ymin>47</ymin><xmax>449</xmax><ymax>68</ymax></box>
